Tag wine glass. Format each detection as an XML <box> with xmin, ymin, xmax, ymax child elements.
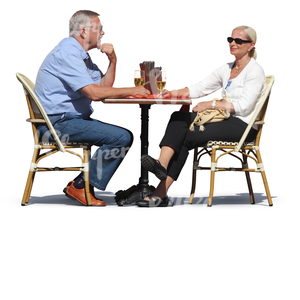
<box><xmin>155</xmin><ymin>70</ymin><xmax>166</xmax><ymax>97</ymax></box>
<box><xmin>134</xmin><ymin>70</ymin><xmax>145</xmax><ymax>87</ymax></box>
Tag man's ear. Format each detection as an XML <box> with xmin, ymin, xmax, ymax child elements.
<box><xmin>79</xmin><ymin>26</ymin><xmax>87</xmax><ymax>39</ymax></box>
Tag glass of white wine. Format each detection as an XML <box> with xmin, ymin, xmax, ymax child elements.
<box><xmin>155</xmin><ymin>70</ymin><xmax>166</xmax><ymax>98</ymax></box>
<box><xmin>134</xmin><ymin>70</ymin><xmax>145</xmax><ymax>87</ymax></box>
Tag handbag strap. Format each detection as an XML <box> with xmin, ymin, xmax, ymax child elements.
<box><xmin>189</xmin><ymin>109</ymin><xmax>223</xmax><ymax>131</ymax></box>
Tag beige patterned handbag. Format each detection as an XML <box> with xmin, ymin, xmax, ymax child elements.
<box><xmin>189</xmin><ymin>98</ymin><xmax>231</xmax><ymax>132</ymax></box>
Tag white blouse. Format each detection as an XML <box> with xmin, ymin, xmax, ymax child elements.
<box><xmin>188</xmin><ymin>58</ymin><xmax>266</xmax><ymax>125</ymax></box>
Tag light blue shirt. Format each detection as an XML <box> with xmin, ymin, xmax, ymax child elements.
<box><xmin>225</xmin><ymin>79</ymin><xmax>233</xmax><ymax>91</ymax></box>
<box><xmin>35</xmin><ymin>37</ymin><xmax>103</xmax><ymax>118</ymax></box>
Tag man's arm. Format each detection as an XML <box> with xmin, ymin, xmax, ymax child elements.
<box><xmin>99</xmin><ymin>43</ymin><xmax>116</xmax><ymax>87</ymax></box>
<box><xmin>80</xmin><ymin>84</ymin><xmax>150</xmax><ymax>102</ymax></box>
<box><xmin>85</xmin><ymin>43</ymin><xmax>150</xmax><ymax>100</ymax></box>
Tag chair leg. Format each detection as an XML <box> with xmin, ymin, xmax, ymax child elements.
<box><xmin>245</xmin><ymin>172</ymin><xmax>255</xmax><ymax>204</ymax></box>
<box><xmin>21</xmin><ymin>148</ymin><xmax>40</xmax><ymax>206</ymax></box>
<box><xmin>243</xmin><ymin>154</ymin><xmax>255</xmax><ymax>204</ymax></box>
<box><xmin>189</xmin><ymin>148</ymin><xmax>198</xmax><ymax>204</ymax></box>
<box><xmin>256</xmin><ymin>150</ymin><xmax>273</xmax><ymax>206</ymax></box>
<box><xmin>21</xmin><ymin>171</ymin><xmax>35</xmax><ymax>206</ymax></box>
<box><xmin>207</xmin><ymin>148</ymin><xmax>216</xmax><ymax>207</ymax></box>
<box><xmin>260</xmin><ymin>171</ymin><xmax>273</xmax><ymax>206</ymax></box>
<box><xmin>83</xmin><ymin>148</ymin><xmax>92</xmax><ymax>206</ymax></box>
<box><xmin>84</xmin><ymin>178</ymin><xmax>92</xmax><ymax>206</ymax></box>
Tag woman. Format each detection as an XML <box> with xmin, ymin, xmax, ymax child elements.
<box><xmin>136</xmin><ymin>25</ymin><xmax>266</xmax><ymax>207</ymax></box>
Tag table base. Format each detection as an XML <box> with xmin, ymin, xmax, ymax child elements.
<box><xmin>102</xmin><ymin>99</ymin><xmax>190</xmax><ymax>206</ymax></box>
<box><xmin>115</xmin><ymin>103</ymin><xmax>155</xmax><ymax>206</ymax></box>
<box><xmin>114</xmin><ymin>183</ymin><xmax>155</xmax><ymax>206</ymax></box>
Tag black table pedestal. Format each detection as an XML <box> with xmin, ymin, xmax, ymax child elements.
<box><xmin>115</xmin><ymin>104</ymin><xmax>155</xmax><ymax>206</ymax></box>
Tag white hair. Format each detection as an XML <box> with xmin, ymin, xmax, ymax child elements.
<box><xmin>69</xmin><ymin>10</ymin><xmax>99</xmax><ymax>37</ymax></box>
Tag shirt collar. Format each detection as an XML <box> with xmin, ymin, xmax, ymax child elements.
<box><xmin>68</xmin><ymin>37</ymin><xmax>90</xmax><ymax>60</ymax></box>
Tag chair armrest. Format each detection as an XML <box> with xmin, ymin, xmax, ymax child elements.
<box><xmin>254</xmin><ymin>121</ymin><xmax>265</xmax><ymax>125</ymax></box>
<box><xmin>26</xmin><ymin>118</ymin><xmax>46</xmax><ymax>123</ymax></box>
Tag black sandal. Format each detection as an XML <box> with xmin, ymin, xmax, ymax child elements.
<box><xmin>136</xmin><ymin>195</ymin><xmax>173</xmax><ymax>207</ymax></box>
<box><xmin>141</xmin><ymin>154</ymin><xmax>167</xmax><ymax>180</ymax></box>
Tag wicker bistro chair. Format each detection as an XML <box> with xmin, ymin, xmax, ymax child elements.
<box><xmin>16</xmin><ymin>73</ymin><xmax>93</xmax><ymax>206</ymax></box>
<box><xmin>189</xmin><ymin>75</ymin><xmax>275</xmax><ymax>207</ymax></box>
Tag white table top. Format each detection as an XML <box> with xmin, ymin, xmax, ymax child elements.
<box><xmin>103</xmin><ymin>97</ymin><xmax>192</xmax><ymax>105</ymax></box>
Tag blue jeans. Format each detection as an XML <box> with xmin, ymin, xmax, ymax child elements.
<box><xmin>37</xmin><ymin>113</ymin><xmax>133</xmax><ymax>190</ymax></box>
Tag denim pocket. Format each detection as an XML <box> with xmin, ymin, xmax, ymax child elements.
<box><xmin>56</xmin><ymin>112</ymin><xmax>82</xmax><ymax>123</ymax></box>
<box><xmin>48</xmin><ymin>113</ymin><xmax>66</xmax><ymax>126</ymax></box>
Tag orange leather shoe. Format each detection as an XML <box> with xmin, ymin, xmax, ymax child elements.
<box><xmin>63</xmin><ymin>181</ymin><xmax>106</xmax><ymax>206</ymax></box>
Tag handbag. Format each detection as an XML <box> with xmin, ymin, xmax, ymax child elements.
<box><xmin>189</xmin><ymin>98</ymin><xmax>231</xmax><ymax>132</ymax></box>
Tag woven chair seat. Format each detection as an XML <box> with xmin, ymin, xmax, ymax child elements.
<box><xmin>39</xmin><ymin>142</ymin><xmax>91</xmax><ymax>147</ymax></box>
<box><xmin>206</xmin><ymin>140</ymin><xmax>255</xmax><ymax>147</ymax></box>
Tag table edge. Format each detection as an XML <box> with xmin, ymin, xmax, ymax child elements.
<box><xmin>103</xmin><ymin>98</ymin><xmax>192</xmax><ymax>105</ymax></box>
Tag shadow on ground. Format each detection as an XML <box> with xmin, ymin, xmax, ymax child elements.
<box><xmin>24</xmin><ymin>192</ymin><xmax>276</xmax><ymax>207</ymax></box>
<box><xmin>171</xmin><ymin>192</ymin><xmax>276</xmax><ymax>206</ymax></box>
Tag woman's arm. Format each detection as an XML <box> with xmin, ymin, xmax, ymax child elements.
<box><xmin>192</xmin><ymin>99</ymin><xmax>235</xmax><ymax>113</ymax></box>
<box><xmin>188</xmin><ymin>65</ymin><xmax>226</xmax><ymax>98</ymax></box>
<box><xmin>164</xmin><ymin>64</ymin><xmax>226</xmax><ymax>99</ymax></box>
<box><xmin>164</xmin><ymin>87</ymin><xmax>190</xmax><ymax>98</ymax></box>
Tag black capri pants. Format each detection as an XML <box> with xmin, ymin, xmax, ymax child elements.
<box><xmin>159</xmin><ymin>111</ymin><xmax>258</xmax><ymax>180</ymax></box>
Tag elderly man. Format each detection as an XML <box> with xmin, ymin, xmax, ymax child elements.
<box><xmin>35</xmin><ymin>10</ymin><xmax>150</xmax><ymax>206</ymax></box>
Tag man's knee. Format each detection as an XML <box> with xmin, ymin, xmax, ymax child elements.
<box><xmin>118</xmin><ymin>128</ymin><xmax>133</xmax><ymax>148</ymax></box>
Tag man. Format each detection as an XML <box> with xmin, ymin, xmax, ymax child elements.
<box><xmin>35</xmin><ymin>10</ymin><xmax>150</xmax><ymax>206</ymax></box>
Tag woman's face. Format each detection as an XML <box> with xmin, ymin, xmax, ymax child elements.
<box><xmin>229</xmin><ymin>29</ymin><xmax>255</xmax><ymax>59</ymax></box>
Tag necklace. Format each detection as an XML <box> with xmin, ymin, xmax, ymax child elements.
<box><xmin>234</xmin><ymin>59</ymin><xmax>250</xmax><ymax>73</ymax></box>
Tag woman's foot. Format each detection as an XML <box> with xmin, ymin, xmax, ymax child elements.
<box><xmin>141</xmin><ymin>155</ymin><xmax>167</xmax><ymax>180</ymax></box>
<box><xmin>136</xmin><ymin>195</ymin><xmax>173</xmax><ymax>207</ymax></box>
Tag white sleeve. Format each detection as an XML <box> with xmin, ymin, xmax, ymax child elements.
<box><xmin>187</xmin><ymin>65</ymin><xmax>227</xmax><ymax>99</ymax></box>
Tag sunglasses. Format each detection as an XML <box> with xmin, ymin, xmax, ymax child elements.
<box><xmin>227</xmin><ymin>37</ymin><xmax>252</xmax><ymax>44</ymax></box>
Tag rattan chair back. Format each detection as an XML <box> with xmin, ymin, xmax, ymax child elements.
<box><xmin>16</xmin><ymin>72</ymin><xmax>92</xmax><ymax>206</ymax></box>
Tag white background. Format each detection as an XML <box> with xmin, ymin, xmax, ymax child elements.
<box><xmin>1</xmin><ymin>1</ymin><xmax>299</xmax><ymax>299</ymax></box>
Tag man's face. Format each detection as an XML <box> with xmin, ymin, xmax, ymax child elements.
<box><xmin>86</xmin><ymin>17</ymin><xmax>104</xmax><ymax>50</ymax></box>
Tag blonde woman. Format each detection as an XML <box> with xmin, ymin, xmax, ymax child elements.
<box><xmin>137</xmin><ymin>26</ymin><xmax>265</xmax><ymax>207</ymax></box>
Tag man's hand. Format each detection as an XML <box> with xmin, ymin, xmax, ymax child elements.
<box><xmin>100</xmin><ymin>43</ymin><xmax>117</xmax><ymax>63</ymax></box>
<box><xmin>131</xmin><ymin>86</ymin><xmax>151</xmax><ymax>98</ymax></box>
<box><xmin>99</xmin><ymin>43</ymin><xmax>117</xmax><ymax>87</ymax></box>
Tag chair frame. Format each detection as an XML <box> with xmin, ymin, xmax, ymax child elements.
<box><xmin>17</xmin><ymin>72</ymin><xmax>93</xmax><ymax>206</ymax></box>
<box><xmin>189</xmin><ymin>75</ymin><xmax>275</xmax><ymax>207</ymax></box>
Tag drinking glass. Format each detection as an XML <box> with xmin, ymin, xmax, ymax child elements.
<box><xmin>155</xmin><ymin>71</ymin><xmax>166</xmax><ymax>97</ymax></box>
<box><xmin>134</xmin><ymin>70</ymin><xmax>145</xmax><ymax>87</ymax></box>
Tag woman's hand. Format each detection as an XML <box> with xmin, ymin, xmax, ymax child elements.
<box><xmin>162</xmin><ymin>88</ymin><xmax>190</xmax><ymax>99</ymax></box>
<box><xmin>161</xmin><ymin>90</ymin><xmax>178</xmax><ymax>98</ymax></box>
<box><xmin>192</xmin><ymin>101</ymin><xmax>210</xmax><ymax>112</ymax></box>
